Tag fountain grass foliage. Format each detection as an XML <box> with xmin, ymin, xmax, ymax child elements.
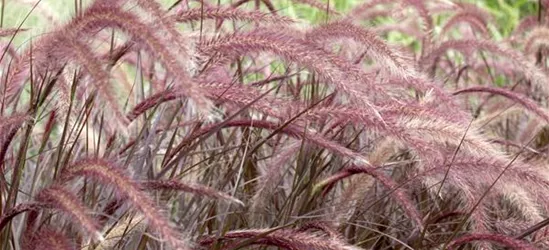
<box><xmin>1</xmin><ymin>0</ymin><xmax>549</xmax><ymax>249</ymax></box>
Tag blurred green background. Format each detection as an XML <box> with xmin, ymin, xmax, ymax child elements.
<box><xmin>0</xmin><ymin>0</ymin><xmax>541</xmax><ymax>48</ymax></box>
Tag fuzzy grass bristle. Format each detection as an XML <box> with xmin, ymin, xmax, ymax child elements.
<box><xmin>2</xmin><ymin>0</ymin><xmax>549</xmax><ymax>249</ymax></box>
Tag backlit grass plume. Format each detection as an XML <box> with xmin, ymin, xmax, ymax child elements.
<box><xmin>2</xmin><ymin>0</ymin><xmax>549</xmax><ymax>249</ymax></box>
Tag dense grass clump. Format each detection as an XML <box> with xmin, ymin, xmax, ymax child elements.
<box><xmin>1</xmin><ymin>0</ymin><xmax>549</xmax><ymax>249</ymax></box>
